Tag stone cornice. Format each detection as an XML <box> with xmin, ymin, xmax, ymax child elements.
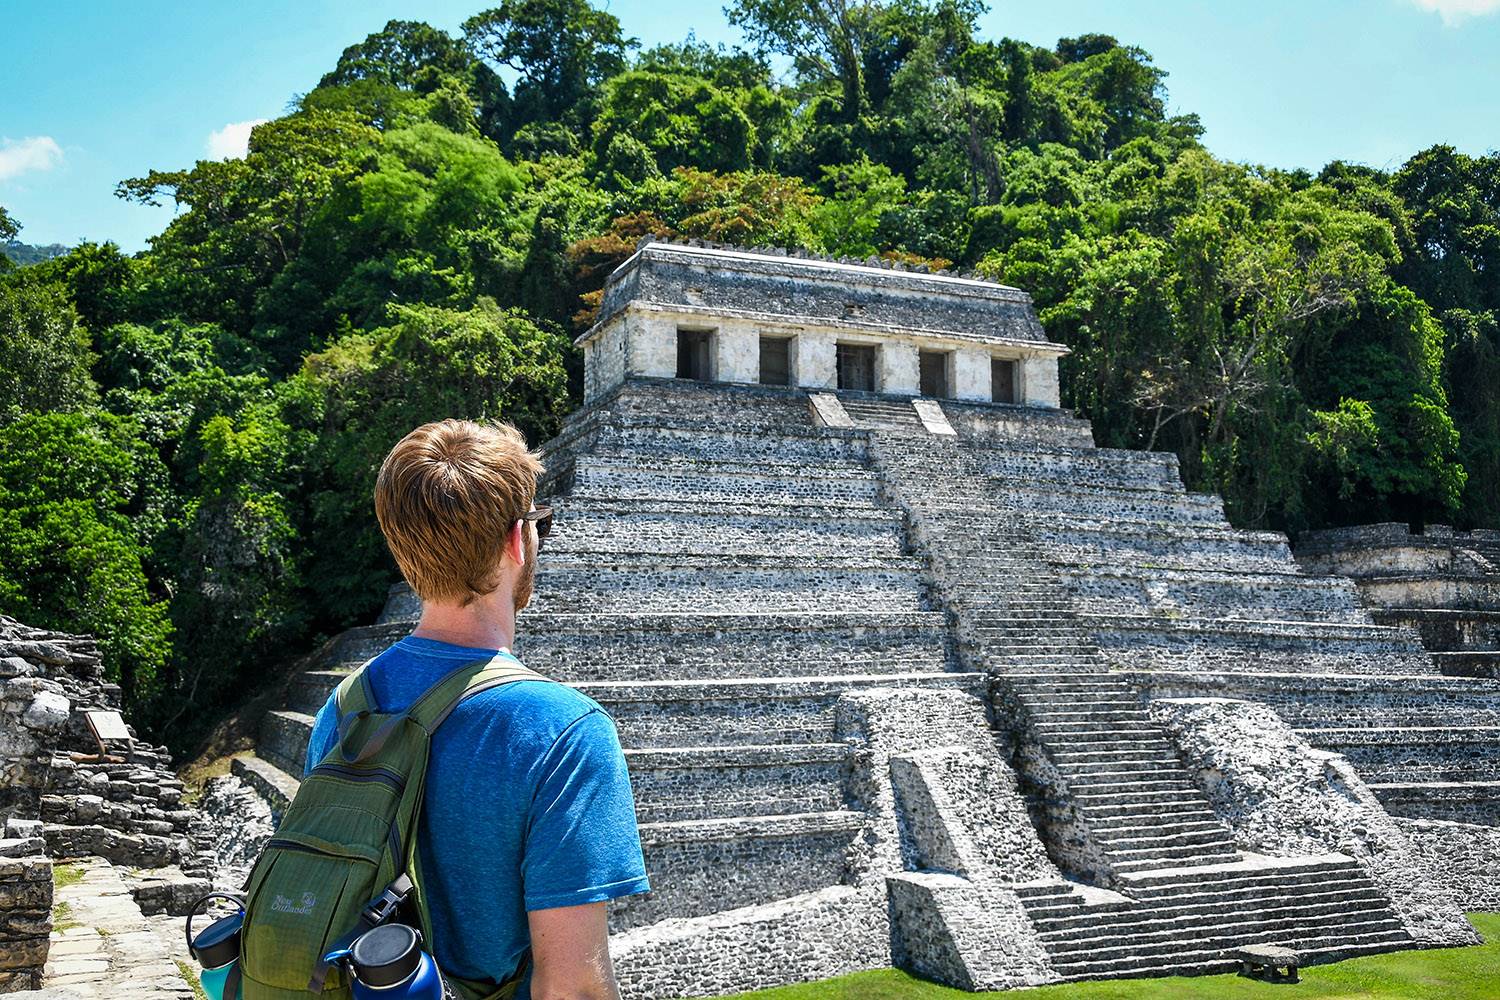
<box><xmin>577</xmin><ymin>301</ymin><xmax>1072</xmax><ymax>356</ymax></box>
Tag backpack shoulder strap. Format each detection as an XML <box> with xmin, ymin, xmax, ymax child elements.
<box><xmin>408</xmin><ymin>654</ymin><xmax>550</xmax><ymax>735</ymax></box>
<box><xmin>332</xmin><ymin>659</ymin><xmax>378</xmax><ymax>716</ymax></box>
<box><xmin>406</xmin><ymin>656</ymin><xmax>543</xmax><ymax>1000</ymax></box>
<box><xmin>335</xmin><ymin>655</ymin><xmax>547</xmax><ymax>765</ymax></box>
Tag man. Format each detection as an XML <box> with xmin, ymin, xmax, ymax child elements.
<box><xmin>302</xmin><ymin>419</ymin><xmax>648</xmax><ymax>1000</ymax></box>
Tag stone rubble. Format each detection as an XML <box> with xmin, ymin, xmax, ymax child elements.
<box><xmin>0</xmin><ymin>616</ymin><xmax>211</xmax><ymax>884</ymax></box>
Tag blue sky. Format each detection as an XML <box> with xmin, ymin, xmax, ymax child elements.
<box><xmin>3</xmin><ymin>0</ymin><xmax>1497</xmax><ymax>252</ymax></box>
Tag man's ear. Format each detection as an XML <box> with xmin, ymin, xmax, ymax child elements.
<box><xmin>507</xmin><ymin>519</ymin><xmax>526</xmax><ymax>567</ymax></box>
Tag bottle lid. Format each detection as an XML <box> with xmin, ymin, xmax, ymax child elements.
<box><xmin>190</xmin><ymin>911</ymin><xmax>243</xmax><ymax>970</ymax></box>
<box><xmin>350</xmin><ymin>924</ymin><xmax>423</xmax><ymax>989</ymax></box>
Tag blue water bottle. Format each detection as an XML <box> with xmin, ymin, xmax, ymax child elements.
<box><xmin>185</xmin><ymin>893</ymin><xmax>245</xmax><ymax>1000</ymax></box>
<box><xmin>348</xmin><ymin>923</ymin><xmax>449</xmax><ymax>999</ymax></box>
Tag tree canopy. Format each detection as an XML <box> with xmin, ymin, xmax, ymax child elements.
<box><xmin>1</xmin><ymin>0</ymin><xmax>1494</xmax><ymax>754</ymax></box>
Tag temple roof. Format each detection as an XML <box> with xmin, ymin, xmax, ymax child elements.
<box><xmin>588</xmin><ymin>238</ymin><xmax>1054</xmax><ymax>348</ymax></box>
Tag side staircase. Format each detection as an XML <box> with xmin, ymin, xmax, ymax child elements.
<box><xmin>867</xmin><ymin>415</ymin><xmax>1419</xmax><ymax>973</ymax></box>
<box><xmin>1015</xmin><ymin>855</ymin><xmax>1410</xmax><ymax>981</ymax></box>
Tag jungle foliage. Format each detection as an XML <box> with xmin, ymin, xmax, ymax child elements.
<box><xmin>2</xmin><ymin>0</ymin><xmax>1495</xmax><ymax>751</ymax></box>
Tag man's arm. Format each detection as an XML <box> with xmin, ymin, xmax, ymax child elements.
<box><xmin>526</xmin><ymin>902</ymin><xmax>619</xmax><ymax>1000</ymax></box>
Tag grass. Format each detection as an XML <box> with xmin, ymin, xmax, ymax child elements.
<box><xmin>50</xmin><ymin>900</ymin><xmax>81</xmax><ymax>934</ymax></box>
<box><xmin>709</xmin><ymin>914</ymin><xmax>1500</xmax><ymax>1000</ymax></box>
<box><xmin>176</xmin><ymin>959</ymin><xmax>210</xmax><ymax>1000</ymax></box>
<box><xmin>52</xmin><ymin>863</ymin><xmax>85</xmax><ymax>890</ymax></box>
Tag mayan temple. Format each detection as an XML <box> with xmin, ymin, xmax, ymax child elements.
<box><xmin>244</xmin><ymin>239</ymin><xmax>1493</xmax><ymax>998</ymax></box>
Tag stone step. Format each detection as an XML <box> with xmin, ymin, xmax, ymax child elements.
<box><xmin>1043</xmin><ymin>931</ymin><xmax>1411</xmax><ymax>982</ymax></box>
<box><xmin>527</xmin><ymin>566</ymin><xmax>928</xmax><ymax>615</ymax></box>
<box><xmin>1066</xmin><ymin>773</ymin><xmax>1198</xmax><ymax>791</ymax></box>
<box><xmin>1103</xmin><ymin>843</ymin><xmax>1241</xmax><ymax>868</ymax></box>
<box><xmin>567</xmin><ymin>477</ymin><xmax>884</xmax><ymax>511</ymax></box>
<box><xmin>1018</xmin><ymin>698</ymin><xmax>1144</xmax><ymax>714</ymax></box>
<box><xmin>1041</xmin><ymin>914</ymin><xmax>1406</xmax><ymax>963</ymax></box>
<box><xmin>1117</xmin><ymin>855</ymin><xmax>1356</xmax><ymax>892</ymax></box>
<box><xmin>1052</xmin><ymin>764</ymin><xmax>1187</xmax><ymax>786</ymax></box>
<box><xmin>1089</xmin><ymin>818</ymin><xmax>1227</xmax><ymax>838</ymax></box>
<box><xmin>1091</xmin><ymin>827</ymin><xmax>1236</xmax><ymax>851</ymax></box>
<box><xmin>627</xmin><ymin>743</ymin><xmax>851</xmax><ymax>823</ymax></box>
<box><xmin>259</xmin><ymin>709</ymin><xmax>316</xmax><ymax>776</ymax></box>
<box><xmin>1072</xmin><ymin>787</ymin><xmax>1210</xmax><ymax>806</ymax></box>
<box><xmin>614</xmin><ymin>809</ymin><xmax>864</xmax><ymax>931</ymax></box>
<box><xmin>581</xmin><ymin>672</ymin><xmax>980</xmax><ymax>747</ymax></box>
<box><xmin>1031</xmin><ymin>884</ymin><xmax>1394</xmax><ymax>933</ymax></box>
<box><xmin>1048</xmin><ymin>751</ymin><xmax>1181</xmax><ymax>769</ymax></box>
<box><xmin>1072</xmin><ymin>801</ymin><xmax>1222</xmax><ymax>823</ymax></box>
<box><xmin>1024</xmin><ymin>707</ymin><xmax>1151</xmax><ymax>722</ymax></box>
<box><xmin>1031</xmin><ymin>721</ymin><xmax>1164</xmax><ymax>737</ymax></box>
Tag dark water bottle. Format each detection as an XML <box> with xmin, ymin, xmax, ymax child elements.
<box><xmin>348</xmin><ymin>923</ymin><xmax>449</xmax><ymax>999</ymax></box>
<box><xmin>185</xmin><ymin>893</ymin><xmax>245</xmax><ymax>1000</ymax></box>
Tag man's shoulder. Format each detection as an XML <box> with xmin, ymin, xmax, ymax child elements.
<box><xmin>448</xmin><ymin>676</ymin><xmax>612</xmax><ymax>748</ymax></box>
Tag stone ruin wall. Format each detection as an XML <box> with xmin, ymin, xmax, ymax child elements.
<box><xmin>0</xmin><ymin>615</ymin><xmax>218</xmax><ymax>989</ymax></box>
<box><xmin>1297</xmin><ymin>522</ymin><xmax>1500</xmax><ymax>616</ymax></box>
<box><xmin>0</xmin><ymin>855</ymin><xmax>51</xmax><ymax>992</ymax></box>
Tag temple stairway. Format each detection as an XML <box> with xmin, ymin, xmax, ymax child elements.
<box><xmin>255</xmin><ymin>382</ymin><xmax>980</xmax><ymax>932</ymax></box>
<box><xmin>859</xmin><ymin>401</ymin><xmax>1425</xmax><ymax>972</ymax></box>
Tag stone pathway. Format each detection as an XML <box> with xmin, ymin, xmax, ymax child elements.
<box><xmin>42</xmin><ymin>858</ymin><xmax>194</xmax><ymax>999</ymax></box>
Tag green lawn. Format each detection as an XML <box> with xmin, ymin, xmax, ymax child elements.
<box><xmin>710</xmin><ymin>914</ymin><xmax>1500</xmax><ymax>1000</ymax></box>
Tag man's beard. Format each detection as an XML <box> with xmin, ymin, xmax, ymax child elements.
<box><xmin>513</xmin><ymin>529</ymin><xmax>538</xmax><ymax>613</ymax></box>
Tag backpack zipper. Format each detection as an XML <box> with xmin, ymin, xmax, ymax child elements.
<box><xmin>309</xmin><ymin>762</ymin><xmax>405</xmax><ymax>793</ymax></box>
<box><xmin>264</xmin><ymin>838</ymin><xmax>347</xmax><ymax>858</ymax></box>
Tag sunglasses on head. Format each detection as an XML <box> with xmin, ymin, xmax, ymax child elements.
<box><xmin>519</xmin><ymin>506</ymin><xmax>553</xmax><ymax>548</ymax></box>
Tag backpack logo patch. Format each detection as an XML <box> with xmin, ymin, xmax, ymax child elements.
<box><xmin>271</xmin><ymin>891</ymin><xmax>317</xmax><ymax>915</ymax></box>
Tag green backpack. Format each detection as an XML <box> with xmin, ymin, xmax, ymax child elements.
<box><xmin>238</xmin><ymin>655</ymin><xmax>546</xmax><ymax>999</ymax></box>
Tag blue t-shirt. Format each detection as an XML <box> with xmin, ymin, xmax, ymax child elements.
<box><xmin>303</xmin><ymin>636</ymin><xmax>649</xmax><ymax>991</ymax></box>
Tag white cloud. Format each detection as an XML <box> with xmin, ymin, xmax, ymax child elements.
<box><xmin>0</xmin><ymin>136</ymin><xmax>64</xmax><ymax>182</ymax></box>
<box><xmin>206</xmin><ymin>119</ymin><xmax>269</xmax><ymax>160</ymax></box>
<box><xmin>1410</xmin><ymin>0</ymin><xmax>1500</xmax><ymax>25</ymax></box>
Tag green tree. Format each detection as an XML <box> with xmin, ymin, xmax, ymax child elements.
<box><xmin>0</xmin><ymin>413</ymin><xmax>172</xmax><ymax>699</ymax></box>
<box><xmin>0</xmin><ymin>275</ymin><xmax>98</xmax><ymax>424</ymax></box>
<box><xmin>593</xmin><ymin>71</ymin><xmax>756</xmax><ymax>176</ymax></box>
<box><xmin>463</xmin><ymin>0</ymin><xmax>636</xmax><ymax>133</ymax></box>
<box><xmin>118</xmin><ymin>111</ymin><xmax>381</xmax><ymax>340</ymax></box>
<box><xmin>1393</xmin><ymin>146</ymin><xmax>1500</xmax><ymax>526</ymax></box>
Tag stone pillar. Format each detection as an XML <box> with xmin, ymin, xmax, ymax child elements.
<box><xmin>796</xmin><ymin>332</ymin><xmax>837</xmax><ymax>390</ymax></box>
<box><xmin>716</xmin><ymin>320</ymin><xmax>758</xmax><ymax>384</ymax></box>
<box><xmin>1020</xmin><ymin>356</ymin><xmax>1060</xmax><ymax>408</ymax></box>
<box><xmin>880</xmin><ymin>343</ymin><xmax>919</xmax><ymax>396</ymax></box>
<box><xmin>626</xmin><ymin>313</ymin><xmax>678</xmax><ymax>380</ymax></box>
<box><xmin>952</xmin><ymin>348</ymin><xmax>990</xmax><ymax>402</ymax></box>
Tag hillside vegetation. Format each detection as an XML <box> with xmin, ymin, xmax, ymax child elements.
<box><xmin>1</xmin><ymin>1</ymin><xmax>1496</xmax><ymax>752</ymax></box>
